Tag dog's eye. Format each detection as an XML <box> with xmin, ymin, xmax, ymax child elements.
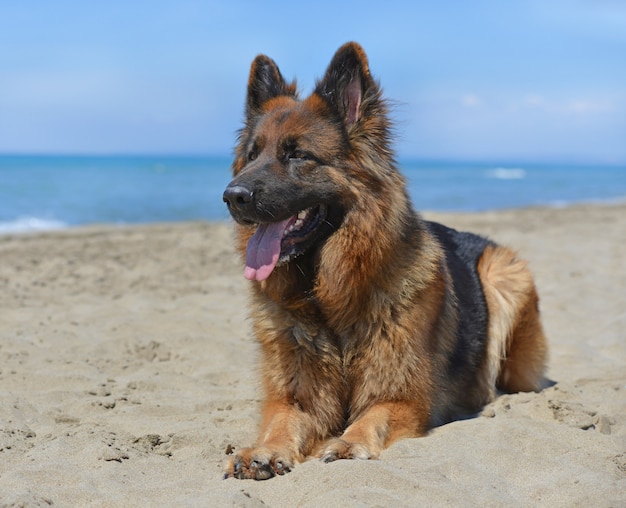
<box><xmin>288</xmin><ymin>150</ymin><xmax>308</xmax><ymax>161</ymax></box>
<box><xmin>247</xmin><ymin>149</ymin><xmax>257</xmax><ymax>162</ymax></box>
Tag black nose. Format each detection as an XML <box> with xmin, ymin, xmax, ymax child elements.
<box><xmin>223</xmin><ymin>184</ymin><xmax>254</xmax><ymax>210</ymax></box>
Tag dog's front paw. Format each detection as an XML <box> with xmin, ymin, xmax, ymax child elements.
<box><xmin>317</xmin><ymin>438</ymin><xmax>374</xmax><ymax>463</ymax></box>
<box><xmin>224</xmin><ymin>447</ymin><xmax>293</xmax><ymax>480</ymax></box>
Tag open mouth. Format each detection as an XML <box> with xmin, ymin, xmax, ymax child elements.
<box><xmin>244</xmin><ymin>205</ymin><xmax>327</xmax><ymax>281</ymax></box>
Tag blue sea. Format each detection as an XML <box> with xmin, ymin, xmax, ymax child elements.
<box><xmin>1</xmin><ymin>155</ymin><xmax>625</xmax><ymax>234</ymax></box>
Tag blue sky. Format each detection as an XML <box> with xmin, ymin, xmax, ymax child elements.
<box><xmin>1</xmin><ymin>1</ymin><xmax>625</xmax><ymax>163</ymax></box>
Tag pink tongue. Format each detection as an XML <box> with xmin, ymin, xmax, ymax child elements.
<box><xmin>244</xmin><ymin>219</ymin><xmax>291</xmax><ymax>281</ymax></box>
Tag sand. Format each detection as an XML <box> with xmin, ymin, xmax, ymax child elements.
<box><xmin>0</xmin><ymin>204</ymin><xmax>624</xmax><ymax>507</ymax></box>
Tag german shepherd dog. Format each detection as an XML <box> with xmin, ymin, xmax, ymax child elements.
<box><xmin>222</xmin><ymin>42</ymin><xmax>548</xmax><ymax>480</ymax></box>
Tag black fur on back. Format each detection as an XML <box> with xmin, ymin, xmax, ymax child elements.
<box><xmin>425</xmin><ymin>222</ymin><xmax>494</xmax><ymax>390</ymax></box>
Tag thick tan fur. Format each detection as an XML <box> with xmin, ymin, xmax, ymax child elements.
<box><xmin>478</xmin><ymin>245</ymin><xmax>549</xmax><ymax>396</ymax></box>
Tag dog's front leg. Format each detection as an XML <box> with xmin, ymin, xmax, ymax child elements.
<box><xmin>317</xmin><ymin>401</ymin><xmax>428</xmax><ymax>462</ymax></box>
<box><xmin>224</xmin><ymin>399</ymin><xmax>316</xmax><ymax>480</ymax></box>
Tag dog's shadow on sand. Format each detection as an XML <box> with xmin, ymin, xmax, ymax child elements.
<box><xmin>434</xmin><ymin>377</ymin><xmax>558</xmax><ymax>429</ymax></box>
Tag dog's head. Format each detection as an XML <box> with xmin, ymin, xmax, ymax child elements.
<box><xmin>224</xmin><ymin>42</ymin><xmax>393</xmax><ymax>281</ymax></box>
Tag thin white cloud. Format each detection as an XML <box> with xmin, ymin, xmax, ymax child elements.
<box><xmin>501</xmin><ymin>93</ymin><xmax>619</xmax><ymax>116</ymax></box>
<box><xmin>531</xmin><ymin>95</ymin><xmax>617</xmax><ymax>115</ymax></box>
<box><xmin>461</xmin><ymin>94</ymin><xmax>481</xmax><ymax>108</ymax></box>
<box><xmin>522</xmin><ymin>94</ymin><xmax>546</xmax><ymax>108</ymax></box>
<box><xmin>560</xmin><ymin>99</ymin><xmax>614</xmax><ymax>114</ymax></box>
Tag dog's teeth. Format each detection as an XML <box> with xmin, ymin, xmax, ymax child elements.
<box><xmin>283</xmin><ymin>210</ymin><xmax>312</xmax><ymax>237</ymax></box>
<box><xmin>284</xmin><ymin>217</ymin><xmax>305</xmax><ymax>237</ymax></box>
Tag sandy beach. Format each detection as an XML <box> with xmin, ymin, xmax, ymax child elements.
<box><xmin>1</xmin><ymin>203</ymin><xmax>624</xmax><ymax>507</ymax></box>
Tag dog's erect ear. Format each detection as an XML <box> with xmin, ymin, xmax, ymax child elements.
<box><xmin>315</xmin><ymin>42</ymin><xmax>377</xmax><ymax>126</ymax></box>
<box><xmin>246</xmin><ymin>55</ymin><xmax>297</xmax><ymax>116</ymax></box>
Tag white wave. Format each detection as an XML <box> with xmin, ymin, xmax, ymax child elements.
<box><xmin>486</xmin><ymin>168</ymin><xmax>527</xmax><ymax>180</ymax></box>
<box><xmin>0</xmin><ymin>216</ymin><xmax>68</xmax><ymax>235</ymax></box>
